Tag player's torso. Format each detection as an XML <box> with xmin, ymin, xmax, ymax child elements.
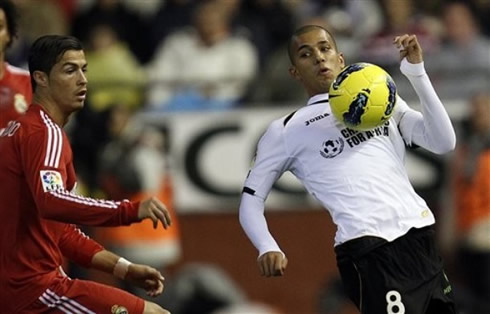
<box><xmin>0</xmin><ymin>106</ymin><xmax>75</xmax><ymax>280</ymax></box>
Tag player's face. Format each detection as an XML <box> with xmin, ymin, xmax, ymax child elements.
<box><xmin>0</xmin><ymin>9</ymin><xmax>11</xmax><ymax>54</ymax></box>
<box><xmin>47</xmin><ymin>50</ymin><xmax>88</xmax><ymax>113</ymax></box>
<box><xmin>289</xmin><ymin>29</ymin><xmax>345</xmax><ymax>96</ymax></box>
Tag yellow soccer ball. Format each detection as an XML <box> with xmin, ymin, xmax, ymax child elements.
<box><xmin>329</xmin><ymin>63</ymin><xmax>397</xmax><ymax>131</ymax></box>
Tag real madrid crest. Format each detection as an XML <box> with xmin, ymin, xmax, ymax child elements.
<box><xmin>111</xmin><ymin>305</ymin><xmax>128</xmax><ymax>314</ymax></box>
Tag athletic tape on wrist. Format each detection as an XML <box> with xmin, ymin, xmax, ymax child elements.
<box><xmin>113</xmin><ymin>257</ymin><xmax>132</xmax><ymax>279</ymax></box>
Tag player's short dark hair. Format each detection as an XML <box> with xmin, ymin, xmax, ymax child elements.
<box><xmin>288</xmin><ymin>25</ymin><xmax>338</xmax><ymax>65</ymax></box>
<box><xmin>28</xmin><ymin>35</ymin><xmax>83</xmax><ymax>91</ymax></box>
<box><xmin>0</xmin><ymin>0</ymin><xmax>19</xmax><ymax>48</ymax></box>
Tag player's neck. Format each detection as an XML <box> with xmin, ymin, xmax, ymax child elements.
<box><xmin>33</xmin><ymin>94</ymin><xmax>69</xmax><ymax>127</ymax></box>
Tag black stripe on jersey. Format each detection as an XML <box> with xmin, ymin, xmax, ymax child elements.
<box><xmin>243</xmin><ymin>187</ymin><xmax>256</xmax><ymax>195</ymax></box>
<box><xmin>283</xmin><ymin>110</ymin><xmax>297</xmax><ymax>126</ymax></box>
<box><xmin>309</xmin><ymin>99</ymin><xmax>330</xmax><ymax>106</ymax></box>
<box><xmin>397</xmin><ymin>123</ymin><xmax>420</xmax><ymax>149</ymax></box>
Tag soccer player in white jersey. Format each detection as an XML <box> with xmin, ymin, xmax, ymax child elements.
<box><xmin>239</xmin><ymin>25</ymin><xmax>458</xmax><ymax>314</ymax></box>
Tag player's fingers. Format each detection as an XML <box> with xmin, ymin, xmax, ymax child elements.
<box><xmin>281</xmin><ymin>256</ymin><xmax>288</xmax><ymax>271</ymax></box>
<box><xmin>404</xmin><ymin>35</ymin><xmax>419</xmax><ymax>50</ymax></box>
<box><xmin>147</xmin><ymin>281</ymin><xmax>164</xmax><ymax>297</ymax></box>
<box><xmin>267</xmin><ymin>256</ymin><xmax>276</xmax><ymax>277</ymax></box>
<box><xmin>148</xmin><ymin>211</ymin><xmax>158</xmax><ymax>229</ymax></box>
<box><xmin>151</xmin><ymin>204</ymin><xmax>168</xmax><ymax>230</ymax></box>
<box><xmin>407</xmin><ymin>36</ymin><xmax>420</xmax><ymax>50</ymax></box>
<box><xmin>393</xmin><ymin>34</ymin><xmax>409</xmax><ymax>48</ymax></box>
<box><xmin>274</xmin><ymin>257</ymin><xmax>284</xmax><ymax>276</ymax></box>
<box><xmin>147</xmin><ymin>267</ymin><xmax>165</xmax><ymax>282</ymax></box>
<box><xmin>154</xmin><ymin>279</ymin><xmax>164</xmax><ymax>295</ymax></box>
<box><xmin>153</xmin><ymin>199</ymin><xmax>172</xmax><ymax>228</ymax></box>
<box><xmin>399</xmin><ymin>50</ymin><xmax>408</xmax><ymax>60</ymax></box>
<box><xmin>258</xmin><ymin>259</ymin><xmax>266</xmax><ymax>276</ymax></box>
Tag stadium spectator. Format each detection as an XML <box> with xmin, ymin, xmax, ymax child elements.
<box><xmin>71</xmin><ymin>0</ymin><xmax>150</xmax><ymax>63</ymax></box>
<box><xmin>360</xmin><ymin>0</ymin><xmax>439</xmax><ymax>72</ymax></box>
<box><xmin>425</xmin><ymin>1</ymin><xmax>490</xmax><ymax>100</ymax></box>
<box><xmin>0</xmin><ymin>0</ymin><xmax>31</xmax><ymax>131</ymax></box>
<box><xmin>449</xmin><ymin>92</ymin><xmax>490</xmax><ymax>314</ymax></box>
<box><xmin>148</xmin><ymin>0</ymin><xmax>196</xmax><ymax>60</ymax></box>
<box><xmin>84</xmin><ymin>23</ymin><xmax>146</xmax><ymax>112</ymax></box>
<box><xmin>0</xmin><ymin>34</ymin><xmax>171</xmax><ymax>314</ymax></box>
<box><xmin>146</xmin><ymin>0</ymin><xmax>258</xmax><ymax>111</ymax></box>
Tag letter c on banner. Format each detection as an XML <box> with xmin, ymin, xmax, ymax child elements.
<box><xmin>185</xmin><ymin>125</ymin><xmax>241</xmax><ymax>196</ymax></box>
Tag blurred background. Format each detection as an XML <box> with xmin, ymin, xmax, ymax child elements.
<box><xmin>7</xmin><ymin>0</ymin><xmax>489</xmax><ymax>313</ymax></box>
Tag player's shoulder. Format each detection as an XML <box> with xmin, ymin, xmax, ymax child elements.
<box><xmin>5</xmin><ymin>63</ymin><xmax>30</xmax><ymax>78</ymax></box>
<box><xmin>17</xmin><ymin>106</ymin><xmax>53</xmax><ymax>136</ymax></box>
<box><xmin>280</xmin><ymin>103</ymin><xmax>326</xmax><ymax>129</ymax></box>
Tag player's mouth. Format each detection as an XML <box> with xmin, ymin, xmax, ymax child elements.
<box><xmin>318</xmin><ymin>67</ymin><xmax>331</xmax><ymax>76</ymax></box>
<box><xmin>75</xmin><ymin>90</ymin><xmax>87</xmax><ymax>101</ymax></box>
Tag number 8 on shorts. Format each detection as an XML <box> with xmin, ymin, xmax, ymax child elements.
<box><xmin>386</xmin><ymin>290</ymin><xmax>406</xmax><ymax>314</ymax></box>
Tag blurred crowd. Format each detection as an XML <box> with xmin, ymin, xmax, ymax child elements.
<box><xmin>7</xmin><ymin>0</ymin><xmax>490</xmax><ymax>109</ymax></box>
<box><xmin>5</xmin><ymin>0</ymin><xmax>489</xmax><ymax>313</ymax></box>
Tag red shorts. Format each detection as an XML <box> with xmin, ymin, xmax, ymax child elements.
<box><xmin>24</xmin><ymin>275</ymin><xmax>145</xmax><ymax>314</ymax></box>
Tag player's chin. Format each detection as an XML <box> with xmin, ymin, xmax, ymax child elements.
<box><xmin>73</xmin><ymin>100</ymin><xmax>85</xmax><ymax>110</ymax></box>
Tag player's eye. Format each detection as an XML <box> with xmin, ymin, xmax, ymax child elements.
<box><xmin>300</xmin><ymin>52</ymin><xmax>311</xmax><ymax>58</ymax></box>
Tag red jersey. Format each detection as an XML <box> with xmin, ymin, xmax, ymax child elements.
<box><xmin>0</xmin><ymin>62</ymin><xmax>32</xmax><ymax>129</ymax></box>
<box><xmin>0</xmin><ymin>105</ymin><xmax>140</xmax><ymax>313</ymax></box>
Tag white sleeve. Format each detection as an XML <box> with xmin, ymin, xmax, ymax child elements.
<box><xmin>397</xmin><ymin>58</ymin><xmax>456</xmax><ymax>154</ymax></box>
<box><xmin>239</xmin><ymin>193</ymin><xmax>283</xmax><ymax>257</ymax></box>
<box><xmin>239</xmin><ymin>121</ymin><xmax>290</xmax><ymax>257</ymax></box>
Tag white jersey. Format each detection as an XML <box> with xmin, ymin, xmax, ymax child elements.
<box><xmin>239</xmin><ymin>59</ymin><xmax>456</xmax><ymax>256</ymax></box>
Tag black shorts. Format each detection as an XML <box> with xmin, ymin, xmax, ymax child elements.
<box><xmin>335</xmin><ymin>226</ymin><xmax>457</xmax><ymax>314</ymax></box>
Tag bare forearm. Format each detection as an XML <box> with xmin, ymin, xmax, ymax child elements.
<box><xmin>90</xmin><ymin>249</ymin><xmax>121</xmax><ymax>274</ymax></box>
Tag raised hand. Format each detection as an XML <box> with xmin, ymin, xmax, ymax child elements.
<box><xmin>393</xmin><ymin>34</ymin><xmax>424</xmax><ymax>64</ymax></box>
<box><xmin>138</xmin><ymin>197</ymin><xmax>172</xmax><ymax>229</ymax></box>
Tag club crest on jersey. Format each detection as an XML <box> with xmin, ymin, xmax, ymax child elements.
<box><xmin>111</xmin><ymin>305</ymin><xmax>128</xmax><ymax>314</ymax></box>
<box><xmin>14</xmin><ymin>93</ymin><xmax>28</xmax><ymax>114</ymax></box>
<box><xmin>40</xmin><ymin>170</ymin><xmax>64</xmax><ymax>192</ymax></box>
<box><xmin>320</xmin><ymin>137</ymin><xmax>344</xmax><ymax>158</ymax></box>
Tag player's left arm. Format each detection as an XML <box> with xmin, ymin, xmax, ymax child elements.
<box><xmin>90</xmin><ymin>250</ymin><xmax>165</xmax><ymax>297</ymax></box>
<box><xmin>58</xmin><ymin>224</ymin><xmax>104</xmax><ymax>268</ymax></box>
<box><xmin>393</xmin><ymin>34</ymin><xmax>456</xmax><ymax>154</ymax></box>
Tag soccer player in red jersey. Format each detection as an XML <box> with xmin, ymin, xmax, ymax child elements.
<box><xmin>0</xmin><ymin>35</ymin><xmax>172</xmax><ymax>314</ymax></box>
<box><xmin>0</xmin><ymin>0</ymin><xmax>32</xmax><ymax>131</ymax></box>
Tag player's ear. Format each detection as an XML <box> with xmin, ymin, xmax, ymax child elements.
<box><xmin>33</xmin><ymin>71</ymin><xmax>48</xmax><ymax>87</ymax></box>
<box><xmin>338</xmin><ymin>52</ymin><xmax>345</xmax><ymax>69</ymax></box>
<box><xmin>289</xmin><ymin>66</ymin><xmax>301</xmax><ymax>81</ymax></box>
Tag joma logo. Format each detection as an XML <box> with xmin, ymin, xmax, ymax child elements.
<box><xmin>305</xmin><ymin>113</ymin><xmax>329</xmax><ymax>126</ymax></box>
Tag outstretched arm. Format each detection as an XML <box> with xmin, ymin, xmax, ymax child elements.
<box><xmin>58</xmin><ymin>225</ymin><xmax>165</xmax><ymax>297</ymax></box>
<box><xmin>393</xmin><ymin>34</ymin><xmax>456</xmax><ymax>154</ymax></box>
<box><xmin>20</xmin><ymin>131</ymin><xmax>171</xmax><ymax>228</ymax></box>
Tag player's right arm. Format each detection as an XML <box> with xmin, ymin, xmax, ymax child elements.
<box><xmin>392</xmin><ymin>34</ymin><xmax>456</xmax><ymax>154</ymax></box>
<box><xmin>18</xmin><ymin>127</ymin><xmax>170</xmax><ymax>228</ymax></box>
<box><xmin>239</xmin><ymin>120</ymin><xmax>290</xmax><ymax>276</ymax></box>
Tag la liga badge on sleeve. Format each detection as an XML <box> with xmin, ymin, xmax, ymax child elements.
<box><xmin>40</xmin><ymin>170</ymin><xmax>64</xmax><ymax>192</ymax></box>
